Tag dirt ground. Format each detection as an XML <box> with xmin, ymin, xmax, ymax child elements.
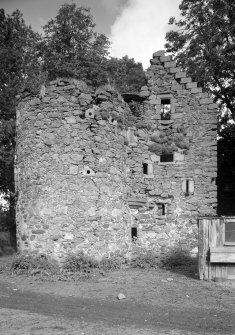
<box><xmin>0</xmin><ymin>255</ymin><xmax>235</xmax><ymax>335</ymax></box>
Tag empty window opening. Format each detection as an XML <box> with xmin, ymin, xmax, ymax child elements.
<box><xmin>160</xmin><ymin>154</ymin><xmax>174</xmax><ymax>162</ymax></box>
<box><xmin>186</xmin><ymin>180</ymin><xmax>189</xmax><ymax>194</ymax></box>
<box><xmin>143</xmin><ymin>163</ymin><xmax>148</xmax><ymax>174</ymax></box>
<box><xmin>225</xmin><ymin>222</ymin><xmax>235</xmax><ymax>244</ymax></box>
<box><xmin>182</xmin><ymin>179</ymin><xmax>194</xmax><ymax>195</ymax></box>
<box><xmin>158</xmin><ymin>204</ymin><xmax>166</xmax><ymax>215</ymax></box>
<box><xmin>161</xmin><ymin>99</ymin><xmax>171</xmax><ymax>120</ymax></box>
<box><xmin>143</xmin><ymin>162</ymin><xmax>153</xmax><ymax>175</ymax></box>
<box><xmin>131</xmin><ymin>227</ymin><xmax>138</xmax><ymax>241</ymax></box>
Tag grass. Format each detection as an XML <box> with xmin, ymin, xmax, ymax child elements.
<box><xmin>1</xmin><ymin>247</ymin><xmax>199</xmax><ymax>281</ymax></box>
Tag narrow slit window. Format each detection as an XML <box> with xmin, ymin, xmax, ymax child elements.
<box><xmin>157</xmin><ymin>204</ymin><xmax>166</xmax><ymax>216</ymax></box>
<box><xmin>161</xmin><ymin>99</ymin><xmax>171</xmax><ymax>120</ymax></box>
<box><xmin>143</xmin><ymin>163</ymin><xmax>148</xmax><ymax>174</ymax></box>
<box><xmin>182</xmin><ymin>179</ymin><xmax>194</xmax><ymax>195</ymax></box>
<box><xmin>131</xmin><ymin>227</ymin><xmax>137</xmax><ymax>241</ymax></box>
<box><xmin>160</xmin><ymin>154</ymin><xmax>174</xmax><ymax>162</ymax></box>
<box><xmin>186</xmin><ymin>180</ymin><xmax>189</xmax><ymax>194</ymax></box>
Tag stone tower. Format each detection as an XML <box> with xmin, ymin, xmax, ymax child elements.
<box><xmin>16</xmin><ymin>51</ymin><xmax>217</xmax><ymax>260</ymax></box>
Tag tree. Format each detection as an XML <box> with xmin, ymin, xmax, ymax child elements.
<box><xmin>105</xmin><ymin>56</ymin><xmax>146</xmax><ymax>92</ymax></box>
<box><xmin>165</xmin><ymin>0</ymin><xmax>235</xmax><ymax>117</ymax></box>
<box><xmin>0</xmin><ymin>9</ymin><xmax>42</xmax><ymax>121</ymax></box>
<box><xmin>42</xmin><ymin>3</ymin><xmax>110</xmax><ymax>87</ymax></box>
<box><xmin>0</xmin><ymin>9</ymin><xmax>42</xmax><ymax>243</ymax></box>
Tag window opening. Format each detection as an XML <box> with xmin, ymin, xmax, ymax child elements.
<box><xmin>186</xmin><ymin>180</ymin><xmax>189</xmax><ymax>194</ymax></box>
<box><xmin>225</xmin><ymin>222</ymin><xmax>235</xmax><ymax>244</ymax></box>
<box><xmin>160</xmin><ymin>154</ymin><xmax>174</xmax><ymax>162</ymax></box>
<box><xmin>161</xmin><ymin>99</ymin><xmax>171</xmax><ymax>120</ymax></box>
<box><xmin>131</xmin><ymin>227</ymin><xmax>137</xmax><ymax>241</ymax></box>
<box><xmin>182</xmin><ymin>179</ymin><xmax>194</xmax><ymax>195</ymax></box>
<box><xmin>143</xmin><ymin>163</ymin><xmax>148</xmax><ymax>174</ymax></box>
<box><xmin>157</xmin><ymin>204</ymin><xmax>166</xmax><ymax>215</ymax></box>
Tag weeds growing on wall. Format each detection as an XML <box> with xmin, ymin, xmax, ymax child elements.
<box><xmin>8</xmin><ymin>247</ymin><xmax>198</xmax><ymax>280</ymax></box>
<box><xmin>130</xmin><ymin>251</ymin><xmax>161</xmax><ymax>269</ymax></box>
<box><xmin>11</xmin><ymin>253</ymin><xmax>59</xmax><ymax>276</ymax></box>
<box><xmin>9</xmin><ymin>251</ymin><xmax>126</xmax><ymax>280</ymax></box>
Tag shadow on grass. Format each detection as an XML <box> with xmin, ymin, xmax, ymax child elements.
<box><xmin>160</xmin><ymin>250</ymin><xmax>199</xmax><ymax>280</ymax></box>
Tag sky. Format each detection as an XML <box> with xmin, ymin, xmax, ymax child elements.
<box><xmin>0</xmin><ymin>0</ymin><xmax>181</xmax><ymax>69</ymax></box>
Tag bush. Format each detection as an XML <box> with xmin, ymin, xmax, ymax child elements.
<box><xmin>148</xmin><ymin>143</ymin><xmax>162</xmax><ymax>155</ymax></box>
<box><xmin>62</xmin><ymin>252</ymin><xmax>99</xmax><ymax>273</ymax></box>
<box><xmin>130</xmin><ymin>251</ymin><xmax>160</xmax><ymax>269</ymax></box>
<box><xmin>11</xmin><ymin>253</ymin><xmax>59</xmax><ymax>275</ymax></box>
<box><xmin>100</xmin><ymin>252</ymin><xmax>125</xmax><ymax>271</ymax></box>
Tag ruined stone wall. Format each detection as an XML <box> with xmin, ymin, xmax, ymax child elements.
<box><xmin>16</xmin><ymin>51</ymin><xmax>218</xmax><ymax>260</ymax></box>
<box><xmin>16</xmin><ymin>79</ymin><xmax>132</xmax><ymax>260</ymax></box>
<box><xmin>125</xmin><ymin>51</ymin><xmax>217</xmax><ymax>255</ymax></box>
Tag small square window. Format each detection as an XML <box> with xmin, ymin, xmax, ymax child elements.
<box><xmin>160</xmin><ymin>154</ymin><xmax>174</xmax><ymax>162</ymax></box>
<box><xmin>161</xmin><ymin>99</ymin><xmax>171</xmax><ymax>120</ymax></box>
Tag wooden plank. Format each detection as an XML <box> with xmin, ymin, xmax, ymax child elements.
<box><xmin>204</xmin><ymin>219</ymin><xmax>210</xmax><ymax>279</ymax></box>
<box><xmin>227</xmin><ymin>264</ymin><xmax>235</xmax><ymax>279</ymax></box>
<box><xmin>210</xmin><ymin>252</ymin><xmax>235</xmax><ymax>263</ymax></box>
<box><xmin>210</xmin><ymin>219</ymin><xmax>218</xmax><ymax>247</ymax></box>
<box><xmin>198</xmin><ymin>219</ymin><xmax>205</xmax><ymax>280</ymax></box>
<box><xmin>216</xmin><ymin>218</ymin><xmax>224</xmax><ymax>247</ymax></box>
<box><xmin>211</xmin><ymin>246</ymin><xmax>235</xmax><ymax>252</ymax></box>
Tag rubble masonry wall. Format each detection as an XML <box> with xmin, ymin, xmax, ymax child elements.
<box><xmin>16</xmin><ymin>51</ymin><xmax>217</xmax><ymax>260</ymax></box>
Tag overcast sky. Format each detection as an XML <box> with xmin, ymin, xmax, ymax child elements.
<box><xmin>0</xmin><ymin>0</ymin><xmax>181</xmax><ymax>69</ymax></box>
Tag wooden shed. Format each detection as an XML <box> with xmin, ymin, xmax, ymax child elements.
<box><xmin>198</xmin><ymin>217</ymin><xmax>235</xmax><ymax>280</ymax></box>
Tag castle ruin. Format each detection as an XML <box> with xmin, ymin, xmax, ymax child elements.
<box><xmin>15</xmin><ymin>51</ymin><xmax>218</xmax><ymax>261</ymax></box>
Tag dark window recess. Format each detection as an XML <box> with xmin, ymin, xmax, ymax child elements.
<box><xmin>161</xmin><ymin>99</ymin><xmax>171</xmax><ymax>120</ymax></box>
<box><xmin>225</xmin><ymin>222</ymin><xmax>235</xmax><ymax>243</ymax></box>
<box><xmin>143</xmin><ymin>163</ymin><xmax>148</xmax><ymax>174</ymax></box>
<box><xmin>160</xmin><ymin>154</ymin><xmax>174</xmax><ymax>162</ymax></box>
<box><xmin>186</xmin><ymin>180</ymin><xmax>189</xmax><ymax>194</ymax></box>
<box><xmin>131</xmin><ymin>227</ymin><xmax>138</xmax><ymax>241</ymax></box>
<box><xmin>157</xmin><ymin>204</ymin><xmax>166</xmax><ymax>215</ymax></box>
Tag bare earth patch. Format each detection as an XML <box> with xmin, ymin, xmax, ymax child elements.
<box><xmin>0</xmin><ymin>255</ymin><xmax>235</xmax><ymax>334</ymax></box>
